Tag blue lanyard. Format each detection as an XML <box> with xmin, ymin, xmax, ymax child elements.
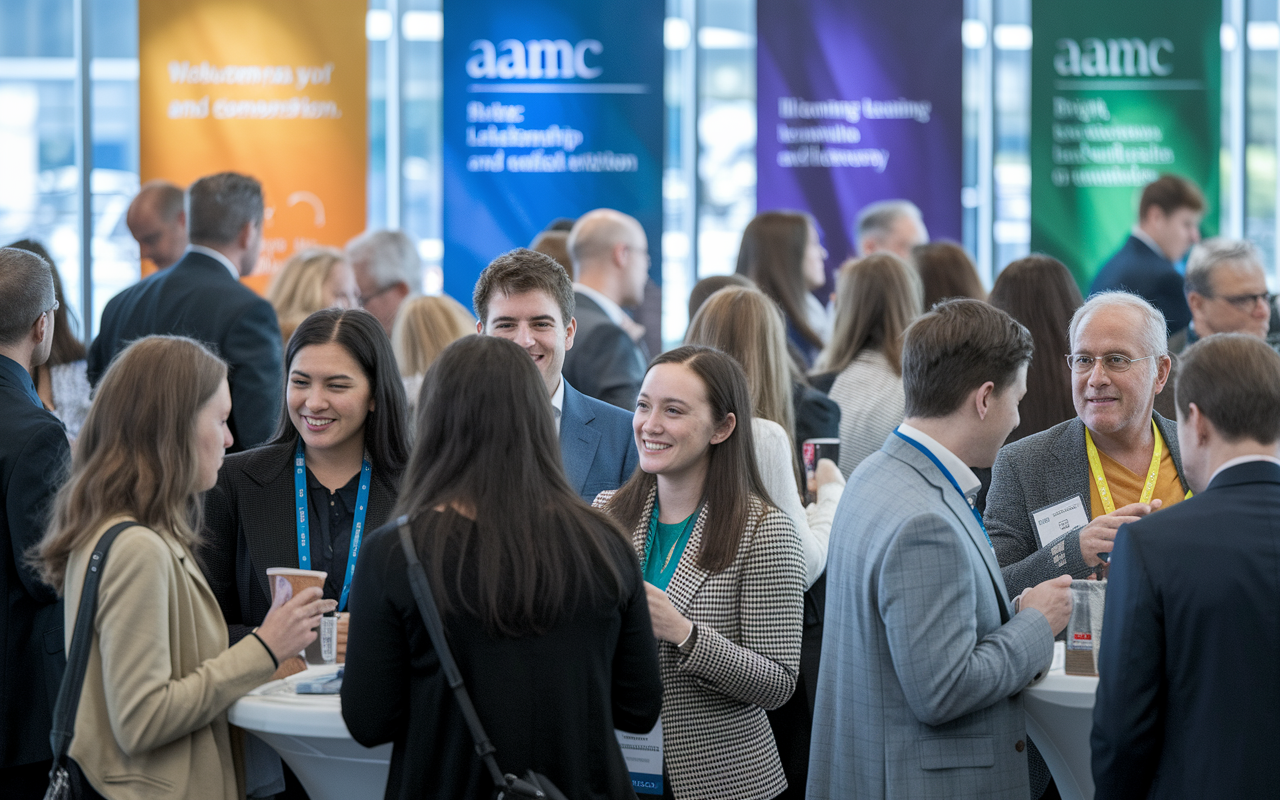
<box><xmin>893</xmin><ymin>431</ymin><xmax>992</xmax><ymax>550</ymax></box>
<box><xmin>294</xmin><ymin>439</ymin><xmax>372</xmax><ymax>611</ymax></box>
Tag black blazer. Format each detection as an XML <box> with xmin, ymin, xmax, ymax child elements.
<box><xmin>792</xmin><ymin>380</ymin><xmax>840</xmax><ymax>463</ymax></box>
<box><xmin>87</xmin><ymin>251</ymin><xmax>283</xmax><ymax>452</ymax></box>
<box><xmin>200</xmin><ymin>441</ymin><xmax>399</xmax><ymax>643</ymax></box>
<box><xmin>1089</xmin><ymin>235</ymin><xmax>1191</xmax><ymax>333</ymax></box>
<box><xmin>562</xmin><ymin>292</ymin><xmax>648</xmax><ymax>411</ymax></box>
<box><xmin>0</xmin><ymin>358</ymin><xmax>70</xmax><ymax>767</ymax></box>
<box><xmin>341</xmin><ymin>513</ymin><xmax>663</xmax><ymax>800</ymax></box>
<box><xmin>1092</xmin><ymin>460</ymin><xmax>1280</xmax><ymax>798</ymax></box>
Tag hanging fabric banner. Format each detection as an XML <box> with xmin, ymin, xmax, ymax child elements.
<box><xmin>441</xmin><ymin>0</ymin><xmax>664</xmax><ymax>306</ymax></box>
<box><xmin>1029</xmin><ymin>0</ymin><xmax>1221</xmax><ymax>287</ymax></box>
<box><xmin>755</xmin><ymin>0</ymin><xmax>964</xmax><ymax>278</ymax></box>
<box><xmin>138</xmin><ymin>0</ymin><xmax>367</xmax><ymax>284</ymax></box>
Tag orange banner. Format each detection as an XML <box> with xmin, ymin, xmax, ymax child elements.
<box><xmin>138</xmin><ymin>0</ymin><xmax>366</xmax><ymax>283</ymax></box>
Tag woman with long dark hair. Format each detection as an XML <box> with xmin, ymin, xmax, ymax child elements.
<box><xmin>202</xmin><ymin>308</ymin><xmax>410</xmax><ymax>667</ymax></box>
<box><xmin>735</xmin><ymin>211</ymin><xmax>830</xmax><ymax>368</ymax></box>
<box><xmin>340</xmin><ymin>335</ymin><xmax>662</xmax><ymax>799</ymax></box>
<box><xmin>598</xmin><ymin>345</ymin><xmax>806</xmax><ymax>800</ymax></box>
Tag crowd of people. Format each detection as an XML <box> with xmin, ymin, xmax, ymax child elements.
<box><xmin>1</xmin><ymin>168</ymin><xmax>1277</xmax><ymax>800</ymax></box>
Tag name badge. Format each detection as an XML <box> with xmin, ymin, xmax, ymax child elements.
<box><xmin>1031</xmin><ymin>495</ymin><xmax>1089</xmax><ymax>548</ymax></box>
<box><xmin>615</xmin><ymin>718</ymin><xmax>663</xmax><ymax>796</ymax></box>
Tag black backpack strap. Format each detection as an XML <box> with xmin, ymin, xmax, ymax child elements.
<box><xmin>48</xmin><ymin>521</ymin><xmax>137</xmax><ymax>764</ymax></box>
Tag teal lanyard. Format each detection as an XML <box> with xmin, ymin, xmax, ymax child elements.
<box><xmin>294</xmin><ymin>439</ymin><xmax>372</xmax><ymax>611</ymax></box>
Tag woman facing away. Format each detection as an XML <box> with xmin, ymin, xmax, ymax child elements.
<box><xmin>811</xmin><ymin>253</ymin><xmax>923</xmax><ymax>477</ymax></box>
<box><xmin>390</xmin><ymin>294</ymin><xmax>475</xmax><ymax>412</ymax></box>
<box><xmin>33</xmin><ymin>335</ymin><xmax>328</xmax><ymax>800</ymax></box>
<box><xmin>268</xmin><ymin>247</ymin><xmax>360</xmax><ymax>344</ymax></box>
<box><xmin>341</xmin><ymin>335</ymin><xmax>663</xmax><ymax>800</ymax></box>
<box><xmin>597</xmin><ymin>345</ymin><xmax>806</xmax><ymax>800</ymax></box>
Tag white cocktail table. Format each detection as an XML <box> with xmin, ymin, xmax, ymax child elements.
<box><xmin>1024</xmin><ymin>643</ymin><xmax>1099</xmax><ymax>800</ymax></box>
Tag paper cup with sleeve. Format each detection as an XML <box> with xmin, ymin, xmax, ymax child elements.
<box><xmin>265</xmin><ymin>567</ymin><xmax>327</xmax><ymax>604</ymax></box>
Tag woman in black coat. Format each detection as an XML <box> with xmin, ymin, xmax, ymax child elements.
<box><xmin>341</xmin><ymin>335</ymin><xmax>663</xmax><ymax>800</ymax></box>
<box><xmin>202</xmin><ymin>308</ymin><xmax>411</xmax><ymax>651</ymax></box>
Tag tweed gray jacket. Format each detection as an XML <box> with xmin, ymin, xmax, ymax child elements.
<box><xmin>984</xmin><ymin>413</ymin><xmax>1187</xmax><ymax>598</ymax></box>
<box><xmin>594</xmin><ymin>487</ymin><xmax>805</xmax><ymax>800</ymax></box>
<box><xmin>807</xmin><ymin>433</ymin><xmax>1053</xmax><ymax>800</ymax></box>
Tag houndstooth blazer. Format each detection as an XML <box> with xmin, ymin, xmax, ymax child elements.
<box><xmin>594</xmin><ymin>487</ymin><xmax>806</xmax><ymax>800</ymax></box>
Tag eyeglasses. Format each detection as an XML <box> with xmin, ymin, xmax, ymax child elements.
<box><xmin>1215</xmin><ymin>291</ymin><xmax>1275</xmax><ymax>311</ymax></box>
<box><xmin>358</xmin><ymin>284</ymin><xmax>397</xmax><ymax>307</ymax></box>
<box><xmin>1065</xmin><ymin>353</ymin><xmax>1158</xmax><ymax>373</ymax></box>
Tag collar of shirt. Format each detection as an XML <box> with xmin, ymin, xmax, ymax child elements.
<box><xmin>573</xmin><ymin>283</ymin><xmax>628</xmax><ymax>327</ymax></box>
<box><xmin>897</xmin><ymin>423</ymin><xmax>983</xmax><ymax>504</ymax></box>
<box><xmin>187</xmin><ymin>244</ymin><xmax>241</xmax><ymax>281</ymax></box>
<box><xmin>0</xmin><ymin>353</ymin><xmax>43</xmax><ymax>409</ymax></box>
<box><xmin>550</xmin><ymin>375</ymin><xmax>565</xmax><ymax>433</ymax></box>
<box><xmin>1130</xmin><ymin>225</ymin><xmax>1165</xmax><ymax>260</ymax></box>
<box><xmin>1208</xmin><ymin>454</ymin><xmax>1280</xmax><ymax>485</ymax></box>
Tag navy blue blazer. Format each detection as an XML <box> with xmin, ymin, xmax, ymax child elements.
<box><xmin>1092</xmin><ymin>460</ymin><xmax>1280</xmax><ymax>799</ymax></box>
<box><xmin>559</xmin><ymin>380</ymin><xmax>638</xmax><ymax>503</ymax></box>
<box><xmin>87</xmin><ymin>250</ymin><xmax>283</xmax><ymax>452</ymax></box>
<box><xmin>1089</xmin><ymin>235</ymin><xmax>1190</xmax><ymax>333</ymax></box>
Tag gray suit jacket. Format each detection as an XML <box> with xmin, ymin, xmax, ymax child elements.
<box><xmin>807</xmin><ymin>434</ymin><xmax>1054</xmax><ymax>800</ymax></box>
<box><xmin>562</xmin><ymin>293</ymin><xmax>648</xmax><ymax>410</ymax></box>
<box><xmin>985</xmin><ymin>413</ymin><xmax>1187</xmax><ymax>598</ymax></box>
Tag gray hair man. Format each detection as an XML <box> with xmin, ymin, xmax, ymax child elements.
<box><xmin>126</xmin><ymin>180</ymin><xmax>188</xmax><ymax>271</ymax></box>
<box><xmin>986</xmin><ymin>291</ymin><xmax>1190</xmax><ymax>601</ymax></box>
<box><xmin>855</xmin><ymin>199</ymin><xmax>929</xmax><ymax>259</ymax></box>
<box><xmin>346</xmin><ymin>230</ymin><xmax>422</xmax><ymax>334</ymax></box>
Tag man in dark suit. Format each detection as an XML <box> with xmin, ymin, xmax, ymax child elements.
<box><xmin>88</xmin><ymin>172</ymin><xmax>283</xmax><ymax>452</ymax></box>
<box><xmin>0</xmin><ymin>248</ymin><xmax>70</xmax><ymax>797</ymax></box>
<box><xmin>474</xmin><ymin>248</ymin><xmax>639</xmax><ymax>502</ymax></box>
<box><xmin>1093</xmin><ymin>333</ymin><xmax>1280</xmax><ymax>798</ymax></box>
<box><xmin>1089</xmin><ymin>174</ymin><xmax>1205</xmax><ymax>333</ymax></box>
<box><xmin>562</xmin><ymin>209</ymin><xmax>651</xmax><ymax>410</ymax></box>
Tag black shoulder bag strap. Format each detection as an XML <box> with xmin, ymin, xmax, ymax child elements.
<box><xmin>394</xmin><ymin>516</ymin><xmax>566</xmax><ymax>800</ymax></box>
<box><xmin>45</xmin><ymin>520</ymin><xmax>137</xmax><ymax>800</ymax></box>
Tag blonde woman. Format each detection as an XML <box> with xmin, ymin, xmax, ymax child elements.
<box><xmin>812</xmin><ymin>254</ymin><xmax>923</xmax><ymax>477</ymax></box>
<box><xmin>268</xmin><ymin>247</ymin><xmax>360</xmax><ymax>344</ymax></box>
<box><xmin>390</xmin><ymin>295</ymin><xmax>475</xmax><ymax>409</ymax></box>
<box><xmin>34</xmin><ymin>336</ymin><xmax>329</xmax><ymax>800</ymax></box>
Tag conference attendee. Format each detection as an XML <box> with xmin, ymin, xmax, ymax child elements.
<box><xmin>561</xmin><ymin>209</ymin><xmax>651</xmax><ymax>410</ymax></box>
<box><xmin>268</xmin><ymin>247</ymin><xmax>360</xmax><ymax>343</ymax></box>
<box><xmin>7</xmin><ymin>239</ymin><xmax>91</xmax><ymax>439</ymax></box>
<box><xmin>203</xmin><ymin>309</ymin><xmax>409</xmax><ymax>652</ymax></box>
<box><xmin>390</xmin><ymin>294</ymin><xmax>475</xmax><ymax>411</ymax></box>
<box><xmin>597</xmin><ymin>345</ymin><xmax>806</xmax><ymax>800</ymax></box>
<box><xmin>912</xmin><ymin>241</ymin><xmax>987</xmax><ymax>309</ymax></box>
<box><xmin>1092</xmin><ymin>333</ymin><xmax>1280</xmax><ymax>798</ymax></box>
<box><xmin>88</xmin><ymin>171</ymin><xmax>283</xmax><ymax>452</ymax></box>
<box><xmin>346</xmin><ymin>229</ymin><xmax>423</xmax><ymax>335</ymax></box>
<box><xmin>0</xmin><ymin>248</ymin><xmax>70</xmax><ymax>798</ymax></box>
<box><xmin>685</xmin><ymin>285</ymin><xmax>842</xmax><ymax>587</ymax></box>
<box><xmin>530</xmin><ymin>228</ymin><xmax>572</xmax><ymax>275</ymax></box>
<box><xmin>985</xmin><ymin>292</ymin><xmax>1189</xmax><ymax>600</ymax></box>
<box><xmin>34</xmin><ymin>335</ymin><xmax>331</xmax><ymax>800</ymax></box>
<box><xmin>686</xmin><ymin>273</ymin><xmax>753</xmax><ymax>323</ymax></box>
<box><xmin>811</xmin><ymin>253</ymin><xmax>922</xmax><ymax>477</ymax></box>
<box><xmin>735</xmin><ymin>210</ymin><xmax>830</xmax><ymax>368</ymax></box>
<box><xmin>341</xmin><ymin>335</ymin><xmax>663</xmax><ymax>799</ymax></box>
<box><xmin>807</xmin><ymin>299</ymin><xmax>1072</xmax><ymax>800</ymax></box>
<box><xmin>473</xmin><ymin>248</ymin><xmax>639</xmax><ymax>502</ymax></box>
<box><xmin>126</xmin><ymin>179</ymin><xmax>188</xmax><ymax>271</ymax></box>
<box><xmin>988</xmin><ymin>254</ymin><xmax>1083</xmax><ymax>444</ymax></box>
<box><xmin>1090</xmin><ymin>173</ymin><xmax>1205</xmax><ymax>333</ymax></box>
<box><xmin>854</xmin><ymin>198</ymin><xmax>929</xmax><ymax>259</ymax></box>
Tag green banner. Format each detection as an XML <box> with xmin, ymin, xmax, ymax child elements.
<box><xmin>1029</xmin><ymin>0</ymin><xmax>1221</xmax><ymax>288</ymax></box>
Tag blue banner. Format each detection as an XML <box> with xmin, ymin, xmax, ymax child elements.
<box><xmin>442</xmin><ymin>0</ymin><xmax>664</xmax><ymax>306</ymax></box>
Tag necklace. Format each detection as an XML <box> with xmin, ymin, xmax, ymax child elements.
<box><xmin>659</xmin><ymin>534</ymin><xmax>683</xmax><ymax>573</ymax></box>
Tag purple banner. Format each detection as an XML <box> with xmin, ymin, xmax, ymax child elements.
<box><xmin>756</xmin><ymin>0</ymin><xmax>963</xmax><ymax>277</ymax></box>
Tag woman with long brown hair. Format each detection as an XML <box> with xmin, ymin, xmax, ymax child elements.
<box><xmin>597</xmin><ymin>345</ymin><xmax>806</xmax><ymax>800</ymax></box>
<box><xmin>34</xmin><ymin>336</ymin><xmax>328</xmax><ymax>800</ymax></box>
<box><xmin>735</xmin><ymin>211</ymin><xmax>830</xmax><ymax>368</ymax></box>
<box><xmin>911</xmin><ymin>240</ymin><xmax>986</xmax><ymax>309</ymax></box>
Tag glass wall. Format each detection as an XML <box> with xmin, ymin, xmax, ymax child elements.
<box><xmin>0</xmin><ymin>0</ymin><xmax>1270</xmax><ymax>344</ymax></box>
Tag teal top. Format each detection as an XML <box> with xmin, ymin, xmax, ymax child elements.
<box><xmin>642</xmin><ymin>507</ymin><xmax>697</xmax><ymax>591</ymax></box>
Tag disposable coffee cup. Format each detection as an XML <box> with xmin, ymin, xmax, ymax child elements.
<box><xmin>265</xmin><ymin>567</ymin><xmax>327</xmax><ymax>605</ymax></box>
<box><xmin>802</xmin><ymin>438</ymin><xmax>840</xmax><ymax>504</ymax></box>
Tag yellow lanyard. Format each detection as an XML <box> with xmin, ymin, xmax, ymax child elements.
<box><xmin>1085</xmin><ymin>420</ymin><xmax>1165</xmax><ymax>516</ymax></box>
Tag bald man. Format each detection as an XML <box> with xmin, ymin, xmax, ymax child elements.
<box><xmin>562</xmin><ymin>209</ymin><xmax>651</xmax><ymax>409</ymax></box>
<box><xmin>126</xmin><ymin>180</ymin><xmax>188</xmax><ymax>272</ymax></box>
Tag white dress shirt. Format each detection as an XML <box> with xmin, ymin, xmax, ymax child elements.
<box><xmin>187</xmin><ymin>244</ymin><xmax>241</xmax><ymax>280</ymax></box>
<box><xmin>550</xmin><ymin>375</ymin><xmax>565</xmax><ymax>433</ymax></box>
<box><xmin>573</xmin><ymin>283</ymin><xmax>628</xmax><ymax>326</ymax></box>
<box><xmin>1208</xmin><ymin>454</ymin><xmax>1280</xmax><ymax>485</ymax></box>
<box><xmin>896</xmin><ymin>423</ymin><xmax>982</xmax><ymax>505</ymax></box>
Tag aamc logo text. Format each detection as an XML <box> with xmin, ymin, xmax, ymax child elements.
<box><xmin>467</xmin><ymin>38</ymin><xmax>604</xmax><ymax>80</ymax></box>
<box><xmin>1054</xmin><ymin>37</ymin><xmax>1174</xmax><ymax>77</ymax></box>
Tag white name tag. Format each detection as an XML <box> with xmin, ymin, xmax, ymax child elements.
<box><xmin>615</xmin><ymin>718</ymin><xmax>663</xmax><ymax>796</ymax></box>
<box><xmin>1031</xmin><ymin>495</ymin><xmax>1089</xmax><ymax>548</ymax></box>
